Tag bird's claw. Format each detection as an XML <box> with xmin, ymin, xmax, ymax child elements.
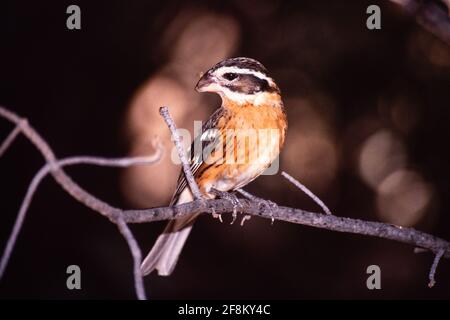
<box><xmin>210</xmin><ymin>188</ymin><xmax>243</xmax><ymax>224</ymax></box>
<box><xmin>240</xmin><ymin>215</ymin><xmax>252</xmax><ymax>226</ymax></box>
<box><xmin>256</xmin><ymin>199</ymin><xmax>277</xmax><ymax>225</ymax></box>
<box><xmin>230</xmin><ymin>207</ymin><xmax>238</xmax><ymax>225</ymax></box>
<box><xmin>211</xmin><ymin>207</ymin><xmax>223</xmax><ymax>223</ymax></box>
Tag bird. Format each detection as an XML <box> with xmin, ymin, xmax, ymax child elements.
<box><xmin>140</xmin><ymin>57</ymin><xmax>288</xmax><ymax>276</ymax></box>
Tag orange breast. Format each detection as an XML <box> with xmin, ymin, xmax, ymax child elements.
<box><xmin>196</xmin><ymin>95</ymin><xmax>287</xmax><ymax>195</ymax></box>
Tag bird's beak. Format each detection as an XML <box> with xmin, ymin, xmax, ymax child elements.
<box><xmin>195</xmin><ymin>72</ymin><xmax>219</xmax><ymax>93</ymax></box>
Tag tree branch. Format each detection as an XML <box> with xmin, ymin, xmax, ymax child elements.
<box><xmin>281</xmin><ymin>171</ymin><xmax>332</xmax><ymax>215</ymax></box>
<box><xmin>0</xmin><ymin>105</ymin><xmax>163</xmax><ymax>300</ymax></box>
<box><xmin>0</xmin><ymin>121</ymin><xmax>23</xmax><ymax>157</ymax></box>
<box><xmin>159</xmin><ymin>106</ymin><xmax>203</xmax><ymax>200</ymax></box>
<box><xmin>0</xmin><ymin>153</ymin><xmax>162</xmax><ymax>296</ymax></box>
<box><xmin>1</xmin><ymin>104</ymin><xmax>449</xmax><ymax>298</ymax></box>
<box><xmin>121</xmin><ymin>198</ymin><xmax>450</xmax><ymax>257</ymax></box>
<box><xmin>0</xmin><ymin>164</ymin><xmax>51</xmax><ymax>280</ymax></box>
<box><xmin>428</xmin><ymin>249</ymin><xmax>445</xmax><ymax>287</ymax></box>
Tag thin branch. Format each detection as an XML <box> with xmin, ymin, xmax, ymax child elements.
<box><xmin>428</xmin><ymin>249</ymin><xmax>445</xmax><ymax>288</ymax></box>
<box><xmin>236</xmin><ymin>188</ymin><xmax>257</xmax><ymax>201</ymax></box>
<box><xmin>237</xmin><ymin>189</ymin><xmax>276</xmax><ymax>208</ymax></box>
<box><xmin>115</xmin><ymin>217</ymin><xmax>146</xmax><ymax>300</ymax></box>
<box><xmin>51</xmin><ymin>166</ymin><xmax>149</xmax><ymax>300</ymax></box>
<box><xmin>281</xmin><ymin>171</ymin><xmax>332</xmax><ymax>215</ymax></box>
<box><xmin>0</xmin><ymin>152</ymin><xmax>162</xmax><ymax>284</ymax></box>
<box><xmin>237</xmin><ymin>188</ymin><xmax>276</xmax><ymax>224</ymax></box>
<box><xmin>0</xmin><ymin>105</ymin><xmax>162</xmax><ymax>300</ymax></box>
<box><xmin>0</xmin><ymin>122</ymin><xmax>23</xmax><ymax>158</ymax></box>
<box><xmin>159</xmin><ymin>106</ymin><xmax>203</xmax><ymax>200</ymax></box>
<box><xmin>1</xmin><ymin>104</ymin><xmax>449</xmax><ymax>292</ymax></box>
<box><xmin>57</xmin><ymin>151</ymin><xmax>162</xmax><ymax>168</ymax></box>
<box><xmin>121</xmin><ymin>198</ymin><xmax>450</xmax><ymax>260</ymax></box>
<box><xmin>0</xmin><ymin>164</ymin><xmax>51</xmax><ymax>279</ymax></box>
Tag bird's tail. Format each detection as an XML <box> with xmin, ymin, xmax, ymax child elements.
<box><xmin>140</xmin><ymin>189</ymin><xmax>197</xmax><ymax>276</ymax></box>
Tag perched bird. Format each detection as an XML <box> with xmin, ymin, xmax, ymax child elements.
<box><xmin>140</xmin><ymin>57</ymin><xmax>287</xmax><ymax>276</ymax></box>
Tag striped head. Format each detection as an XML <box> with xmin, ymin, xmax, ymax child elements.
<box><xmin>195</xmin><ymin>57</ymin><xmax>281</xmax><ymax>106</ymax></box>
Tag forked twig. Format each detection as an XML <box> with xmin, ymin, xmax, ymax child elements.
<box><xmin>1</xmin><ymin>105</ymin><xmax>449</xmax><ymax>296</ymax></box>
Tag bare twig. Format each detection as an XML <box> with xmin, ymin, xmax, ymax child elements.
<box><xmin>428</xmin><ymin>249</ymin><xmax>445</xmax><ymax>288</ymax></box>
<box><xmin>237</xmin><ymin>188</ymin><xmax>276</xmax><ymax>224</ymax></box>
<box><xmin>1</xmin><ymin>104</ymin><xmax>449</xmax><ymax>293</ymax></box>
<box><xmin>0</xmin><ymin>122</ymin><xmax>23</xmax><ymax>157</ymax></box>
<box><xmin>57</xmin><ymin>150</ymin><xmax>162</xmax><ymax>168</ymax></box>
<box><xmin>0</xmin><ymin>164</ymin><xmax>51</xmax><ymax>279</ymax></box>
<box><xmin>0</xmin><ymin>153</ymin><xmax>162</xmax><ymax>291</ymax></box>
<box><xmin>121</xmin><ymin>198</ymin><xmax>450</xmax><ymax>261</ymax></box>
<box><xmin>281</xmin><ymin>171</ymin><xmax>332</xmax><ymax>215</ymax></box>
<box><xmin>236</xmin><ymin>188</ymin><xmax>257</xmax><ymax>201</ymax></box>
<box><xmin>159</xmin><ymin>106</ymin><xmax>203</xmax><ymax>200</ymax></box>
<box><xmin>0</xmin><ymin>105</ymin><xmax>163</xmax><ymax>300</ymax></box>
<box><xmin>237</xmin><ymin>189</ymin><xmax>276</xmax><ymax>209</ymax></box>
<box><xmin>115</xmin><ymin>217</ymin><xmax>146</xmax><ymax>299</ymax></box>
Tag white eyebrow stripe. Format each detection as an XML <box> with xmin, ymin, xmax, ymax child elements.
<box><xmin>214</xmin><ymin>66</ymin><xmax>272</xmax><ymax>83</ymax></box>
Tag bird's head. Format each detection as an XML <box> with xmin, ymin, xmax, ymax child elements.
<box><xmin>195</xmin><ymin>57</ymin><xmax>281</xmax><ymax>106</ymax></box>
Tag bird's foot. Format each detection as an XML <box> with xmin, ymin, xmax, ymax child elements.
<box><xmin>237</xmin><ymin>189</ymin><xmax>277</xmax><ymax>225</ymax></box>
<box><xmin>210</xmin><ymin>188</ymin><xmax>243</xmax><ymax>224</ymax></box>
<box><xmin>257</xmin><ymin>199</ymin><xmax>277</xmax><ymax>225</ymax></box>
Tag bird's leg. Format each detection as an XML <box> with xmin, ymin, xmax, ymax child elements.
<box><xmin>210</xmin><ymin>188</ymin><xmax>242</xmax><ymax>224</ymax></box>
<box><xmin>237</xmin><ymin>189</ymin><xmax>277</xmax><ymax>225</ymax></box>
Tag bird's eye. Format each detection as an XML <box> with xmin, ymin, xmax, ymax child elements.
<box><xmin>223</xmin><ymin>73</ymin><xmax>238</xmax><ymax>81</ymax></box>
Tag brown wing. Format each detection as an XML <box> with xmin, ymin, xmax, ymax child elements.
<box><xmin>170</xmin><ymin>107</ymin><xmax>228</xmax><ymax>205</ymax></box>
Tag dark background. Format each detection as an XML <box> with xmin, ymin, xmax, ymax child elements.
<box><xmin>1</xmin><ymin>0</ymin><xmax>450</xmax><ymax>299</ymax></box>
